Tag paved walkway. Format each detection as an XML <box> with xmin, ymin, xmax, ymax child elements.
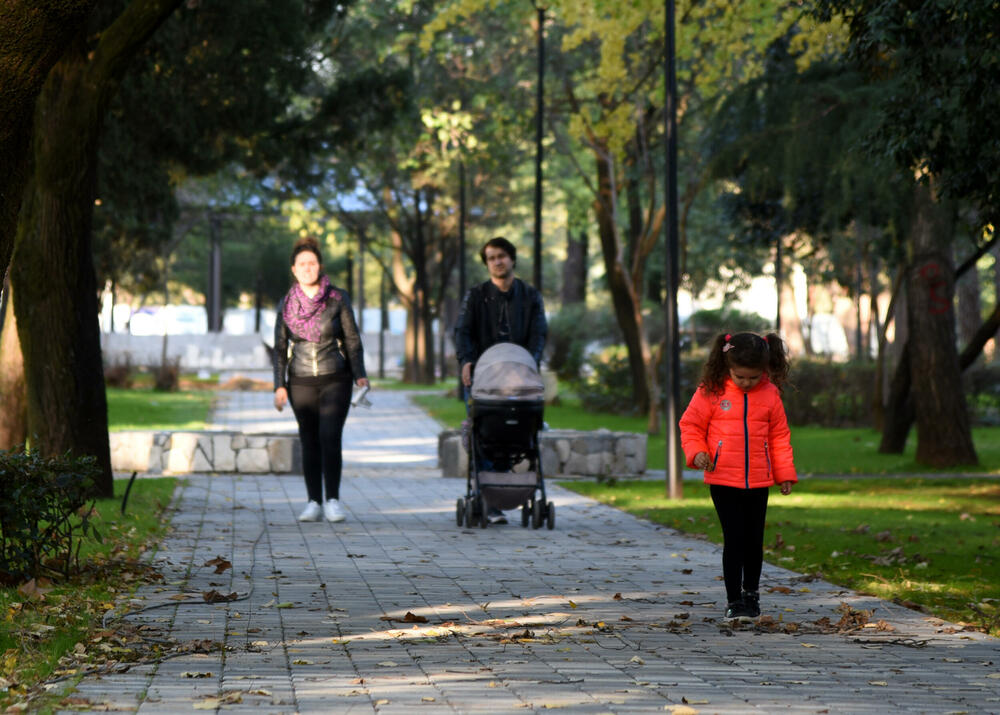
<box><xmin>58</xmin><ymin>389</ymin><xmax>1000</xmax><ymax>713</ymax></box>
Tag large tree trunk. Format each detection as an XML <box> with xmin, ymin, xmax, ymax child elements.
<box><xmin>11</xmin><ymin>0</ymin><xmax>183</xmax><ymax>497</ymax></box>
<box><xmin>12</xmin><ymin>47</ymin><xmax>113</xmax><ymax>493</ymax></box>
<box><xmin>0</xmin><ymin>278</ymin><xmax>27</xmax><ymax>448</ymax></box>
<box><xmin>905</xmin><ymin>182</ymin><xmax>977</xmax><ymax>466</ymax></box>
<box><xmin>0</xmin><ymin>0</ymin><xmax>97</xmax><ymax>278</ymax></box>
<box><xmin>593</xmin><ymin>150</ymin><xmax>651</xmax><ymax>416</ymax></box>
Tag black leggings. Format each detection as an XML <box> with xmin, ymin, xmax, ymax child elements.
<box><xmin>289</xmin><ymin>378</ymin><xmax>352</xmax><ymax>503</ymax></box>
<box><xmin>709</xmin><ymin>484</ymin><xmax>770</xmax><ymax>603</ymax></box>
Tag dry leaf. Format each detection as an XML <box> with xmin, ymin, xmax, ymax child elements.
<box><xmin>377</xmin><ymin>661</ymin><xmax>399</xmax><ymax>667</ymax></box>
<box><xmin>801</xmin><ymin>643</ymin><xmax>817</xmax><ymax>648</ymax></box>
<box><xmin>629</xmin><ymin>656</ymin><xmax>645</xmax><ymax>665</ymax></box>
<box><xmin>292</xmin><ymin>659</ymin><xmax>313</xmax><ymax>665</ymax></box>
<box><xmin>664</xmin><ymin>706</ymin><xmax>699</xmax><ymax>715</ymax></box>
<box><xmin>613</xmin><ymin>592</ymin><xmax>622</xmax><ymax>600</ymax></box>
<box><xmin>568</xmin><ymin>600</ymin><xmax>578</xmax><ymax>609</ymax></box>
<box><xmin>868</xmin><ymin>681</ymin><xmax>887</xmax><ymax>687</ymax></box>
<box><xmin>276</xmin><ymin>602</ymin><xmax>295</xmax><ymax>609</ymax></box>
<box><xmin>421</xmin><ymin>696</ymin><xmax>436</xmax><ymax>702</ymax></box>
<box><xmin>180</xmin><ymin>672</ymin><xmax>213</xmax><ymax>678</ymax></box>
<box><xmin>17</xmin><ymin>578</ymin><xmax>53</xmax><ymax>600</ymax></box>
<box><xmin>682</xmin><ymin>697</ymin><xmax>709</xmax><ymax>704</ymax></box>
<box><xmin>202</xmin><ymin>590</ymin><xmax>238</xmax><ymax>603</ymax></box>
<box><xmin>203</xmin><ymin>556</ymin><xmax>232</xmax><ymax>574</ymax></box>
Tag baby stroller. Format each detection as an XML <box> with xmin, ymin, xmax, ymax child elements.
<box><xmin>455</xmin><ymin>342</ymin><xmax>554</xmax><ymax>530</ymax></box>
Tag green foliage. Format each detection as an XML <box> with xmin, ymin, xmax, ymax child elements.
<box><xmin>683</xmin><ymin>307</ymin><xmax>773</xmax><ymax>350</ymax></box>
<box><xmin>575</xmin><ymin>345</ymin><xmax>637</xmax><ymax>414</ymax></box>
<box><xmin>0</xmin><ymin>477</ymin><xmax>176</xmax><ymax>708</ymax></box>
<box><xmin>812</xmin><ymin>0</ymin><xmax>1000</xmax><ymax>232</ymax></box>
<box><xmin>545</xmin><ymin>303</ymin><xmax>621</xmax><ymax>379</ymax></box>
<box><xmin>0</xmin><ymin>450</ymin><xmax>102</xmax><ymax>583</ymax></box>
<box><xmin>561</xmin><ymin>477</ymin><xmax>1000</xmax><ymax>636</ymax></box>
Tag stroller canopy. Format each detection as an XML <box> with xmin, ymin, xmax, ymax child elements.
<box><xmin>471</xmin><ymin>342</ymin><xmax>545</xmax><ymax>401</ymax></box>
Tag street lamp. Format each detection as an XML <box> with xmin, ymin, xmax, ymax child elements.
<box><xmin>532</xmin><ymin>2</ymin><xmax>546</xmax><ymax>292</ymax></box>
<box><xmin>664</xmin><ymin>0</ymin><xmax>682</xmax><ymax>499</ymax></box>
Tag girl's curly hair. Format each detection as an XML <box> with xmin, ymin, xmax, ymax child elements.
<box><xmin>699</xmin><ymin>331</ymin><xmax>789</xmax><ymax>395</ymax></box>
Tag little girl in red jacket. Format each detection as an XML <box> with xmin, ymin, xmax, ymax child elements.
<box><xmin>679</xmin><ymin>331</ymin><xmax>797</xmax><ymax>623</ymax></box>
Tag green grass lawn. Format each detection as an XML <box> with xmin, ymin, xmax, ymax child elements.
<box><xmin>411</xmin><ymin>392</ymin><xmax>1000</xmax><ymax>475</ymax></box>
<box><xmin>560</xmin><ymin>477</ymin><xmax>1000</xmax><ymax>636</ymax></box>
<box><xmin>106</xmin><ymin>387</ymin><xmax>215</xmax><ymax>430</ymax></box>
<box><xmin>0</xmin><ymin>477</ymin><xmax>177</xmax><ymax>709</ymax></box>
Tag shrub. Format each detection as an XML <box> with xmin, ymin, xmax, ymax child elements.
<box><xmin>103</xmin><ymin>356</ymin><xmax>133</xmax><ymax>388</ymax></box>
<box><xmin>0</xmin><ymin>449</ymin><xmax>102</xmax><ymax>584</ymax></box>
<box><xmin>782</xmin><ymin>359</ymin><xmax>876</xmax><ymax>427</ymax></box>
<box><xmin>546</xmin><ymin>303</ymin><xmax>621</xmax><ymax>380</ymax></box>
<box><xmin>154</xmin><ymin>358</ymin><xmax>180</xmax><ymax>392</ymax></box>
<box><xmin>575</xmin><ymin>345</ymin><xmax>637</xmax><ymax>414</ymax></box>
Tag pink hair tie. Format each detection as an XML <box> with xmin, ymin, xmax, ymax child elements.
<box><xmin>722</xmin><ymin>333</ymin><xmax>734</xmax><ymax>352</ymax></box>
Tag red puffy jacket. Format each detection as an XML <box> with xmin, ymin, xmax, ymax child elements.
<box><xmin>679</xmin><ymin>375</ymin><xmax>797</xmax><ymax>489</ymax></box>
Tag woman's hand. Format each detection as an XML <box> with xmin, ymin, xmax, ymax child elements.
<box><xmin>692</xmin><ymin>451</ymin><xmax>711</xmax><ymax>470</ymax></box>
<box><xmin>274</xmin><ymin>387</ymin><xmax>288</xmax><ymax>412</ymax></box>
<box><xmin>779</xmin><ymin>481</ymin><xmax>792</xmax><ymax>495</ymax></box>
<box><xmin>356</xmin><ymin>377</ymin><xmax>370</xmax><ymax>388</ymax></box>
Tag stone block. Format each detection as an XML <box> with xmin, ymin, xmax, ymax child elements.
<box><xmin>232</xmin><ymin>434</ymin><xmax>247</xmax><ymax>450</ymax></box>
<box><xmin>212</xmin><ymin>434</ymin><xmax>236</xmax><ymax>472</ymax></box>
<box><xmin>165</xmin><ymin>433</ymin><xmax>200</xmax><ymax>474</ymax></box>
<box><xmin>267</xmin><ymin>438</ymin><xmax>294</xmax><ymax>473</ymax></box>
<box><xmin>247</xmin><ymin>436</ymin><xmax>268</xmax><ymax>449</ymax></box>
<box><xmin>109</xmin><ymin>432</ymin><xmax>154</xmax><ymax>473</ymax></box>
<box><xmin>236</xmin><ymin>448</ymin><xmax>270</xmax><ymax>473</ymax></box>
<box><xmin>438</xmin><ymin>433</ymin><xmax>467</xmax><ymax>478</ymax></box>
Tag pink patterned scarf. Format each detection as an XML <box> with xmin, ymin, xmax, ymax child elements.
<box><xmin>282</xmin><ymin>274</ymin><xmax>338</xmax><ymax>342</ymax></box>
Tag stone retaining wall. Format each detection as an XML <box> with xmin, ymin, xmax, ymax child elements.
<box><xmin>438</xmin><ymin>428</ymin><xmax>646</xmax><ymax>479</ymax></box>
<box><xmin>110</xmin><ymin>431</ymin><xmax>300</xmax><ymax>474</ymax></box>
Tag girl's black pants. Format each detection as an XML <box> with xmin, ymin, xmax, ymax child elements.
<box><xmin>709</xmin><ymin>484</ymin><xmax>770</xmax><ymax>603</ymax></box>
<box><xmin>289</xmin><ymin>376</ymin><xmax>352</xmax><ymax>503</ymax></box>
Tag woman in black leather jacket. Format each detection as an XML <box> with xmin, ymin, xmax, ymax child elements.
<box><xmin>273</xmin><ymin>237</ymin><xmax>369</xmax><ymax>523</ymax></box>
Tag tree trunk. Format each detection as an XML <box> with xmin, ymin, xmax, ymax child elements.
<box><xmin>11</xmin><ymin>0</ymin><xmax>183</xmax><ymax>497</ymax></box>
<box><xmin>593</xmin><ymin>150</ymin><xmax>651</xmax><ymax>415</ymax></box>
<box><xmin>0</xmin><ymin>0</ymin><xmax>97</xmax><ymax>279</ymax></box>
<box><xmin>878</xmin><ymin>341</ymin><xmax>914</xmax><ymax>453</ymax></box>
<box><xmin>561</xmin><ymin>230</ymin><xmax>587</xmax><ymax>305</ymax></box>
<box><xmin>12</xmin><ymin>48</ymin><xmax>113</xmax><ymax>494</ymax></box>
<box><xmin>0</xmin><ymin>278</ymin><xmax>27</xmax><ymax>448</ymax></box>
<box><xmin>956</xmin><ymin>245</ymin><xmax>982</xmax><ymax>357</ymax></box>
<box><xmin>905</xmin><ymin>182</ymin><xmax>977</xmax><ymax>467</ymax></box>
<box><xmin>779</xmin><ymin>265</ymin><xmax>805</xmax><ymax>356</ymax></box>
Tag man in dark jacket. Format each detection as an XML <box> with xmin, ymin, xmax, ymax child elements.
<box><xmin>453</xmin><ymin>236</ymin><xmax>547</xmax><ymax>523</ymax></box>
<box><xmin>454</xmin><ymin>236</ymin><xmax>547</xmax><ymax>385</ymax></box>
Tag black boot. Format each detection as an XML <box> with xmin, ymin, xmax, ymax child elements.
<box><xmin>742</xmin><ymin>590</ymin><xmax>760</xmax><ymax>618</ymax></box>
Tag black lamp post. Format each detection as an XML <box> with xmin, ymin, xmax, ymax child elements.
<box><xmin>532</xmin><ymin>2</ymin><xmax>545</xmax><ymax>292</ymax></box>
<box><xmin>664</xmin><ymin>0</ymin><xmax>682</xmax><ymax>499</ymax></box>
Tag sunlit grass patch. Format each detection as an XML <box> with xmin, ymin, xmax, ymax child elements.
<box><xmin>560</xmin><ymin>477</ymin><xmax>1000</xmax><ymax>636</ymax></box>
<box><xmin>107</xmin><ymin>388</ymin><xmax>214</xmax><ymax>430</ymax></box>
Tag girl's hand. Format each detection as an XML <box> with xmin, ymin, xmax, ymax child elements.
<box><xmin>274</xmin><ymin>387</ymin><xmax>288</xmax><ymax>412</ymax></box>
<box><xmin>356</xmin><ymin>377</ymin><xmax>370</xmax><ymax>388</ymax></box>
<box><xmin>692</xmin><ymin>451</ymin><xmax>710</xmax><ymax>470</ymax></box>
<box><xmin>779</xmin><ymin>481</ymin><xmax>792</xmax><ymax>495</ymax></box>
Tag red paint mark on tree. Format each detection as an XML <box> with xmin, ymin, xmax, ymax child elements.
<box><xmin>917</xmin><ymin>262</ymin><xmax>950</xmax><ymax>314</ymax></box>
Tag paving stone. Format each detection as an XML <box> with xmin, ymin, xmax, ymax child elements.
<box><xmin>49</xmin><ymin>389</ymin><xmax>998</xmax><ymax>713</ymax></box>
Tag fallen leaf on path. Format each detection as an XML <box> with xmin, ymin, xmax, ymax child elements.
<box><xmin>203</xmin><ymin>590</ymin><xmax>238</xmax><ymax>603</ymax></box>
<box><xmin>868</xmin><ymin>681</ymin><xmax>887</xmax><ymax>686</ymax></box>
<box><xmin>180</xmin><ymin>672</ymin><xmax>213</xmax><ymax>678</ymax></box>
<box><xmin>203</xmin><ymin>556</ymin><xmax>232</xmax><ymax>574</ymax></box>
<box><xmin>377</xmin><ymin>661</ymin><xmax>399</xmax><ymax>667</ymax></box>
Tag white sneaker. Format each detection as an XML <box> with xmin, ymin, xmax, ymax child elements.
<box><xmin>298</xmin><ymin>500</ymin><xmax>322</xmax><ymax>522</ymax></box>
<box><xmin>323</xmin><ymin>499</ymin><xmax>346</xmax><ymax>523</ymax></box>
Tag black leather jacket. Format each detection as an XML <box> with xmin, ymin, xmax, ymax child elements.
<box><xmin>273</xmin><ymin>289</ymin><xmax>366</xmax><ymax>388</ymax></box>
<box><xmin>453</xmin><ymin>278</ymin><xmax>546</xmax><ymax>367</ymax></box>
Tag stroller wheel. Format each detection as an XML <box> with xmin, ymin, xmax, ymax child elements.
<box><xmin>464</xmin><ymin>498</ymin><xmax>474</xmax><ymax>528</ymax></box>
<box><xmin>479</xmin><ymin>495</ymin><xmax>489</xmax><ymax>529</ymax></box>
<box><xmin>546</xmin><ymin>502</ymin><xmax>555</xmax><ymax>530</ymax></box>
<box><xmin>532</xmin><ymin>499</ymin><xmax>544</xmax><ymax>529</ymax></box>
<box><xmin>456</xmin><ymin>498</ymin><xmax>465</xmax><ymax>527</ymax></box>
<box><xmin>521</xmin><ymin>503</ymin><xmax>530</xmax><ymax>528</ymax></box>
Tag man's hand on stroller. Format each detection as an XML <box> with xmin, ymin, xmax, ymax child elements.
<box><xmin>461</xmin><ymin>362</ymin><xmax>473</xmax><ymax>387</ymax></box>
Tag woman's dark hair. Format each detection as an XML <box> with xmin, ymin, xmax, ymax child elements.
<box><xmin>699</xmin><ymin>331</ymin><xmax>790</xmax><ymax>394</ymax></box>
<box><xmin>290</xmin><ymin>236</ymin><xmax>323</xmax><ymax>266</ymax></box>
<box><xmin>479</xmin><ymin>236</ymin><xmax>516</xmax><ymax>265</ymax></box>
